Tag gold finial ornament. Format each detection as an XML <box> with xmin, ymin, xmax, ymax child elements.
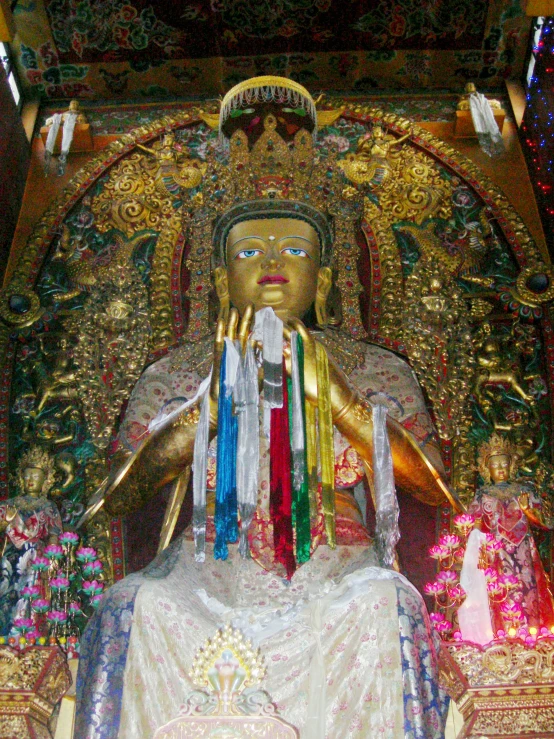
<box><xmin>154</xmin><ymin>626</ymin><xmax>299</xmax><ymax>736</ymax></box>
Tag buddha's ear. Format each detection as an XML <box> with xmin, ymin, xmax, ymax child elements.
<box><xmin>214</xmin><ymin>267</ymin><xmax>230</xmax><ymax>323</ymax></box>
<box><xmin>315</xmin><ymin>267</ymin><xmax>333</xmax><ymax>328</ymax></box>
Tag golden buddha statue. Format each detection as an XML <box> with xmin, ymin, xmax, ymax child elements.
<box><xmin>76</xmin><ymin>76</ymin><xmax>453</xmax><ymax>738</ymax></box>
<box><xmin>0</xmin><ymin>446</ymin><xmax>62</xmax><ymax>635</ymax></box>
<box><xmin>468</xmin><ymin>434</ymin><xmax>554</xmax><ymax>632</ymax></box>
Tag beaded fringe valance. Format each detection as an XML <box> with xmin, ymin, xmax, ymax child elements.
<box><xmin>219</xmin><ymin>82</ymin><xmax>318</xmax><ymax>144</ymax></box>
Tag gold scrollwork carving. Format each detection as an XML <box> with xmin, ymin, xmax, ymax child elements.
<box><xmin>362</xmin><ymin>199</ymin><xmax>404</xmax><ymax>342</ymax></box>
<box><xmin>401</xmin><ymin>262</ymin><xmax>475</xmax><ymax>441</ymax></box>
<box><xmin>473</xmin><ymin>706</ymin><xmax>554</xmax><ymax>735</ymax></box>
<box><xmin>447</xmin><ymin>640</ymin><xmax>554</xmax><ymax>687</ymax></box>
<box><xmin>64</xmin><ymin>264</ymin><xmax>150</xmax><ymax>450</ymax></box>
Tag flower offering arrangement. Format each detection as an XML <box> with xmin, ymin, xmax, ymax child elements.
<box><xmin>1</xmin><ymin>531</ymin><xmax>105</xmax><ymax>656</ymax></box>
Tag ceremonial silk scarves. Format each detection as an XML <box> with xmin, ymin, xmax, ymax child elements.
<box><xmin>214</xmin><ymin>340</ymin><xmax>239</xmax><ymax>560</ymax></box>
<box><xmin>200</xmin><ymin>310</ymin><xmax>338</xmax><ymax>576</ymax></box>
<box><xmin>270</xmin><ymin>370</ymin><xmax>296</xmax><ymax>579</ymax></box>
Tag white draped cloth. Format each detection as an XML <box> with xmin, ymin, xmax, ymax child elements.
<box><xmin>76</xmin><ymin>340</ymin><xmax>449</xmax><ymax>738</ymax></box>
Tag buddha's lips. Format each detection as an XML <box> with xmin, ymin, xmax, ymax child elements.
<box><xmin>258</xmin><ymin>275</ymin><xmax>289</xmax><ymax>284</ymax></box>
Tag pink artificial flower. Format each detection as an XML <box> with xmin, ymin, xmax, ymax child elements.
<box><xmin>46</xmin><ymin>610</ymin><xmax>67</xmax><ymax>623</ymax></box>
<box><xmin>31</xmin><ymin>599</ymin><xmax>50</xmax><ymax>613</ymax></box>
<box><xmin>83</xmin><ymin>560</ymin><xmax>103</xmax><ymax>575</ymax></box>
<box><xmin>12</xmin><ymin>618</ymin><xmax>34</xmax><ymax>632</ymax></box>
<box><xmin>486</xmin><ymin>580</ymin><xmax>503</xmax><ymax>596</ymax></box>
<box><xmin>428</xmin><ymin>545</ymin><xmax>449</xmax><ymax>560</ymax></box>
<box><xmin>21</xmin><ymin>585</ymin><xmax>41</xmax><ymax>599</ymax></box>
<box><xmin>483</xmin><ymin>567</ymin><xmax>499</xmax><ymax>583</ymax></box>
<box><xmin>499</xmin><ymin>574</ymin><xmax>519</xmax><ymax>590</ymax></box>
<box><xmin>501</xmin><ymin>602</ymin><xmax>523</xmax><ymax>619</ymax></box>
<box><xmin>82</xmin><ymin>580</ymin><xmax>103</xmax><ymax>596</ymax></box>
<box><xmin>424</xmin><ymin>581</ymin><xmax>446</xmax><ymax>596</ymax></box>
<box><xmin>50</xmin><ymin>577</ymin><xmax>70</xmax><ymax>591</ymax></box>
<box><xmin>436</xmin><ymin>570</ymin><xmax>458</xmax><ymax>586</ymax></box>
<box><xmin>44</xmin><ymin>544</ymin><xmax>63</xmax><ymax>560</ymax></box>
<box><xmin>59</xmin><ymin>531</ymin><xmax>80</xmax><ymax>546</ymax></box>
<box><xmin>448</xmin><ymin>584</ymin><xmax>466</xmax><ymax>600</ymax></box>
<box><xmin>438</xmin><ymin>534</ymin><xmax>461</xmax><ymax>550</ymax></box>
<box><xmin>76</xmin><ymin>547</ymin><xmax>97</xmax><ymax>563</ymax></box>
<box><xmin>485</xmin><ymin>534</ymin><xmax>503</xmax><ymax>552</ymax></box>
<box><xmin>31</xmin><ymin>555</ymin><xmax>49</xmax><ymax>571</ymax></box>
<box><xmin>453</xmin><ymin>513</ymin><xmax>475</xmax><ymax>530</ymax></box>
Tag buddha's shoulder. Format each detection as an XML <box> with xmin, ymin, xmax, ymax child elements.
<box><xmin>350</xmin><ymin>340</ymin><xmax>416</xmax><ymax>378</ymax></box>
<box><xmin>140</xmin><ymin>335</ymin><xmax>214</xmax><ymax>382</ymax></box>
<box><xmin>348</xmin><ymin>341</ymin><xmax>423</xmax><ymax>404</ymax></box>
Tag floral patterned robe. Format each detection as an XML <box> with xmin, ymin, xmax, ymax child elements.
<box><xmin>0</xmin><ymin>497</ymin><xmax>62</xmax><ymax>635</ymax></box>
<box><xmin>76</xmin><ymin>340</ymin><xmax>449</xmax><ymax>738</ymax></box>
<box><xmin>468</xmin><ymin>483</ymin><xmax>554</xmax><ymax>631</ymax></box>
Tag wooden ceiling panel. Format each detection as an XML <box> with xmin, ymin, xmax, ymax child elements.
<box><xmin>10</xmin><ymin>0</ymin><xmax>533</xmax><ymax>100</ymax></box>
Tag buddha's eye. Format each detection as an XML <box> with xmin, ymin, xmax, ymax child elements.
<box><xmin>281</xmin><ymin>247</ymin><xmax>309</xmax><ymax>258</ymax></box>
<box><xmin>235</xmin><ymin>249</ymin><xmax>263</xmax><ymax>259</ymax></box>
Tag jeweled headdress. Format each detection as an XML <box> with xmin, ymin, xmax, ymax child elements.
<box><xmin>15</xmin><ymin>445</ymin><xmax>57</xmax><ymax>496</ymax></box>
<box><xmin>477</xmin><ymin>434</ymin><xmax>518</xmax><ymax>483</ymax></box>
<box><xmin>183</xmin><ymin>76</ymin><xmax>366</xmax><ymax>342</ymax></box>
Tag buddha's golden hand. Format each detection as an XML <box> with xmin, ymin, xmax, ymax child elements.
<box><xmin>518</xmin><ymin>492</ymin><xmax>530</xmax><ymax>510</ymax></box>
<box><xmin>0</xmin><ymin>505</ymin><xmax>18</xmax><ymax>532</ymax></box>
<box><xmin>283</xmin><ymin>318</ymin><xmax>355</xmax><ymax>419</ymax></box>
<box><xmin>210</xmin><ymin>305</ymin><xmax>255</xmax><ymax>419</ymax></box>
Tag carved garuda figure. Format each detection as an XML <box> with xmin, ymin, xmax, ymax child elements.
<box><xmin>75</xmin><ymin>77</ymin><xmax>454</xmax><ymax>738</ymax></box>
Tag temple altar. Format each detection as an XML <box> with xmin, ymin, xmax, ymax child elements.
<box><xmin>1</xmin><ymin>74</ymin><xmax>554</xmax><ymax>737</ymax></box>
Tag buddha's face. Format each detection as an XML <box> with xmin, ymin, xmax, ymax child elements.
<box><xmin>488</xmin><ymin>454</ymin><xmax>511</xmax><ymax>484</ymax></box>
<box><xmin>222</xmin><ymin>217</ymin><xmax>329</xmax><ymax>321</ymax></box>
<box><xmin>22</xmin><ymin>467</ymin><xmax>46</xmax><ymax>497</ymax></box>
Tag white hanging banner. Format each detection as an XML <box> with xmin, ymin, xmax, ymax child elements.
<box><xmin>458</xmin><ymin>528</ymin><xmax>494</xmax><ymax>645</ymax></box>
<box><xmin>469</xmin><ymin>92</ymin><xmax>505</xmax><ymax>158</ymax></box>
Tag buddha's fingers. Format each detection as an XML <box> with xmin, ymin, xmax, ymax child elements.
<box><xmin>238</xmin><ymin>304</ymin><xmax>254</xmax><ymax>353</ymax></box>
<box><xmin>227</xmin><ymin>307</ymin><xmax>239</xmax><ymax>341</ymax></box>
<box><xmin>284</xmin><ymin>317</ymin><xmax>313</xmax><ymax>349</ymax></box>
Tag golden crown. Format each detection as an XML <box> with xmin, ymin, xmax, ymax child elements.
<box><xmin>477</xmin><ymin>434</ymin><xmax>518</xmax><ymax>482</ymax></box>
<box><xmin>183</xmin><ymin>76</ymin><xmax>365</xmax><ymax>343</ymax></box>
<box><xmin>15</xmin><ymin>445</ymin><xmax>57</xmax><ymax>496</ymax></box>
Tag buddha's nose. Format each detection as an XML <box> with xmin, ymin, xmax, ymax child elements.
<box><xmin>262</xmin><ymin>244</ymin><xmax>283</xmax><ymax>269</ymax></box>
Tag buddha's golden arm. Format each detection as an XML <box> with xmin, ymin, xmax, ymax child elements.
<box><xmin>332</xmin><ymin>387</ymin><xmax>461</xmax><ymax>511</ymax></box>
<box><xmin>97</xmin><ymin>403</ymin><xmax>210</xmax><ymax>518</ymax></box>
